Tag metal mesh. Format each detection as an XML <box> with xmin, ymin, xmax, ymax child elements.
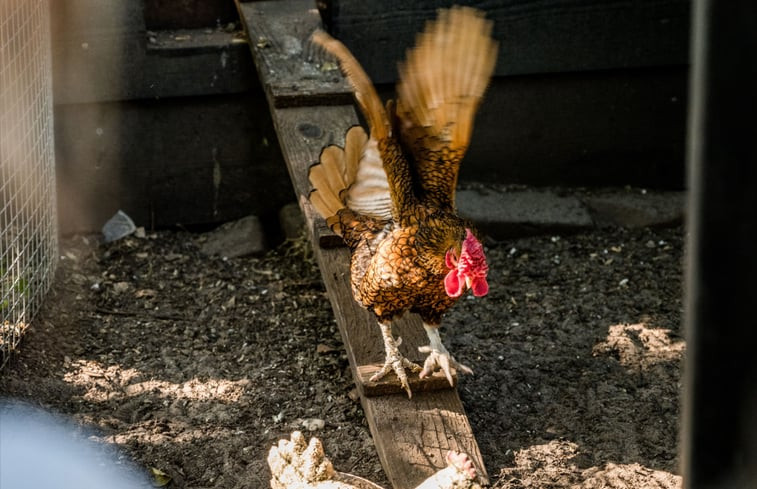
<box><xmin>0</xmin><ymin>0</ymin><xmax>58</xmax><ymax>369</ymax></box>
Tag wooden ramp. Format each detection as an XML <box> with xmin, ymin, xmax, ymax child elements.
<box><xmin>235</xmin><ymin>2</ymin><xmax>487</xmax><ymax>487</ymax></box>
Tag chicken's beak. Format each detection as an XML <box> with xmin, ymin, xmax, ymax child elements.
<box><xmin>465</xmin><ymin>276</ymin><xmax>472</xmax><ymax>289</ymax></box>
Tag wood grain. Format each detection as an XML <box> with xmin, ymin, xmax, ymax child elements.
<box><xmin>272</xmin><ymin>106</ymin><xmax>358</xmax><ymax>246</ymax></box>
<box><xmin>358</xmin><ymin>364</ymin><xmax>457</xmax><ymax>397</ymax></box>
<box><xmin>364</xmin><ymin>392</ymin><xmax>487</xmax><ymax>487</ymax></box>
<box><xmin>236</xmin><ymin>0</ymin><xmax>354</xmax><ymax>108</ymax></box>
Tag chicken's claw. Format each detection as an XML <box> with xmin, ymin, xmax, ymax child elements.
<box><xmin>373</xmin><ymin>324</ymin><xmax>423</xmax><ymax>397</ymax></box>
<box><xmin>418</xmin><ymin>345</ymin><xmax>473</xmax><ymax>386</ymax></box>
<box><xmin>370</xmin><ymin>335</ymin><xmax>422</xmax><ymax>398</ymax></box>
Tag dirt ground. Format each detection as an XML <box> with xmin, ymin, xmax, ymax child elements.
<box><xmin>0</xmin><ymin>222</ymin><xmax>684</xmax><ymax>488</ymax></box>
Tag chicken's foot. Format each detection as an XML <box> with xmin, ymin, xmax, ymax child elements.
<box><xmin>419</xmin><ymin>324</ymin><xmax>473</xmax><ymax>386</ymax></box>
<box><xmin>370</xmin><ymin>321</ymin><xmax>422</xmax><ymax>397</ymax></box>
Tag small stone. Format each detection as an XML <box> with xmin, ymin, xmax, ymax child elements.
<box><xmin>347</xmin><ymin>388</ymin><xmax>360</xmax><ymax>402</ymax></box>
<box><xmin>300</xmin><ymin>418</ymin><xmax>325</xmax><ymax>431</ymax></box>
<box><xmin>456</xmin><ymin>188</ymin><xmax>593</xmax><ymax>239</ymax></box>
<box><xmin>113</xmin><ymin>282</ymin><xmax>130</xmax><ymax>294</ymax></box>
<box><xmin>200</xmin><ymin>215</ymin><xmax>267</xmax><ymax>258</ymax></box>
<box><xmin>279</xmin><ymin>203</ymin><xmax>305</xmax><ymax>240</ymax></box>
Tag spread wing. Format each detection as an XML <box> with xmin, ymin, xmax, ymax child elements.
<box><xmin>395</xmin><ymin>6</ymin><xmax>498</xmax><ymax>209</ymax></box>
<box><xmin>309</xmin><ymin>125</ymin><xmax>394</xmax><ymax>231</ymax></box>
<box><xmin>311</xmin><ymin>32</ymin><xmax>402</xmax><ymax>222</ymax></box>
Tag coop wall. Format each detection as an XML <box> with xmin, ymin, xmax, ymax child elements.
<box><xmin>0</xmin><ymin>0</ymin><xmax>59</xmax><ymax>368</ymax></box>
<box><xmin>50</xmin><ymin>0</ymin><xmax>293</xmax><ymax>235</ymax></box>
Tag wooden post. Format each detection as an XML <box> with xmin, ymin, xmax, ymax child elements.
<box><xmin>683</xmin><ymin>1</ymin><xmax>757</xmax><ymax>487</ymax></box>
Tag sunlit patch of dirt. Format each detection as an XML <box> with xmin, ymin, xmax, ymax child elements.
<box><xmin>593</xmin><ymin>323</ymin><xmax>685</xmax><ymax>371</ymax></box>
<box><xmin>2</xmin><ymin>226</ymin><xmax>684</xmax><ymax>488</ymax></box>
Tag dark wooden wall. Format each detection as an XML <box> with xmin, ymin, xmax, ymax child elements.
<box><xmin>51</xmin><ymin>0</ymin><xmax>292</xmax><ymax>235</ymax></box>
<box><xmin>52</xmin><ymin>0</ymin><xmax>692</xmax><ymax>234</ymax></box>
<box><xmin>144</xmin><ymin>0</ymin><xmax>238</xmax><ymax>30</ymax></box>
<box><xmin>320</xmin><ymin>0</ymin><xmax>690</xmax><ymax>83</ymax></box>
<box><xmin>442</xmin><ymin>68</ymin><xmax>686</xmax><ymax>188</ymax></box>
<box><xmin>324</xmin><ymin>0</ymin><xmax>691</xmax><ymax>189</ymax></box>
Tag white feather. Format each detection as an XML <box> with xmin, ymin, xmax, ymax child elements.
<box><xmin>346</xmin><ymin>138</ymin><xmax>394</xmax><ymax>220</ymax></box>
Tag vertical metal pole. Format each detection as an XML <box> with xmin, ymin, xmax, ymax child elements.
<box><xmin>684</xmin><ymin>1</ymin><xmax>757</xmax><ymax>488</ymax></box>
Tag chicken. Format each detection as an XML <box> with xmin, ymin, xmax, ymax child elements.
<box><xmin>268</xmin><ymin>431</ymin><xmax>481</xmax><ymax>489</ymax></box>
<box><xmin>309</xmin><ymin>6</ymin><xmax>497</xmax><ymax>397</ymax></box>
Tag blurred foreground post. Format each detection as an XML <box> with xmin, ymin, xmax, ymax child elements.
<box><xmin>684</xmin><ymin>1</ymin><xmax>757</xmax><ymax>487</ymax></box>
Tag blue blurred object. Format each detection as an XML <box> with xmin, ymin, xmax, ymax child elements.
<box><xmin>0</xmin><ymin>401</ymin><xmax>151</xmax><ymax>489</ymax></box>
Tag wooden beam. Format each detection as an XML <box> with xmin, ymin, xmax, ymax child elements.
<box><xmin>236</xmin><ymin>0</ymin><xmax>353</xmax><ymax>108</ymax></box>
<box><xmin>236</xmin><ymin>1</ymin><xmax>488</xmax><ymax>486</ymax></box>
<box><xmin>683</xmin><ymin>0</ymin><xmax>757</xmax><ymax>486</ymax></box>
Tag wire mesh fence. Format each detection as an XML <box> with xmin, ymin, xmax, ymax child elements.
<box><xmin>0</xmin><ymin>0</ymin><xmax>58</xmax><ymax>369</ymax></box>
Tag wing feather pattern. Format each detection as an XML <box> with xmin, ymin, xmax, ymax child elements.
<box><xmin>395</xmin><ymin>6</ymin><xmax>498</xmax><ymax>208</ymax></box>
<box><xmin>309</xmin><ymin>126</ymin><xmax>394</xmax><ymax>233</ymax></box>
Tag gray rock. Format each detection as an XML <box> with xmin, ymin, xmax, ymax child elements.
<box><xmin>279</xmin><ymin>202</ymin><xmax>305</xmax><ymax>240</ymax></box>
<box><xmin>200</xmin><ymin>215</ymin><xmax>266</xmax><ymax>258</ymax></box>
<box><xmin>583</xmin><ymin>191</ymin><xmax>686</xmax><ymax>228</ymax></box>
<box><xmin>456</xmin><ymin>188</ymin><xmax>594</xmax><ymax>239</ymax></box>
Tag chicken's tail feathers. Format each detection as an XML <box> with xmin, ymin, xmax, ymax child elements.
<box><xmin>311</xmin><ymin>30</ymin><xmax>390</xmax><ymax>141</ymax></box>
<box><xmin>308</xmin><ymin>126</ymin><xmax>368</xmax><ymax>235</ymax></box>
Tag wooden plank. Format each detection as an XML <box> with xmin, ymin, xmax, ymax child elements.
<box><xmin>272</xmin><ymin>106</ymin><xmax>358</xmax><ymax>247</ymax></box>
<box><xmin>358</xmin><ymin>365</ymin><xmax>456</xmax><ymax>397</ymax></box>
<box><xmin>236</xmin><ymin>0</ymin><xmax>354</xmax><ymax>108</ymax></box>
<box><xmin>319</xmin><ymin>0</ymin><xmax>691</xmax><ymax>84</ymax></box>
<box><xmin>683</xmin><ymin>0</ymin><xmax>757</xmax><ymax>486</ymax></box>
<box><xmin>236</xmin><ymin>3</ymin><xmax>489</xmax><ymax>486</ymax></box>
<box><xmin>363</xmin><ymin>392</ymin><xmax>486</xmax><ymax>487</ymax></box>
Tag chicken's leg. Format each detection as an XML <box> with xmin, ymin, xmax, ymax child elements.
<box><xmin>419</xmin><ymin>323</ymin><xmax>473</xmax><ymax>386</ymax></box>
<box><xmin>369</xmin><ymin>321</ymin><xmax>422</xmax><ymax>397</ymax></box>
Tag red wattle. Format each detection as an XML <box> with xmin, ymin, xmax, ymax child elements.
<box><xmin>444</xmin><ymin>269</ymin><xmax>463</xmax><ymax>297</ymax></box>
<box><xmin>471</xmin><ymin>277</ymin><xmax>489</xmax><ymax>297</ymax></box>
